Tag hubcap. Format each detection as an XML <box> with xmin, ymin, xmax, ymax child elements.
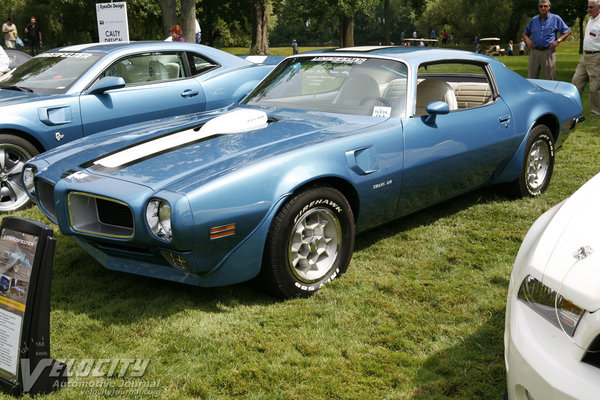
<box><xmin>0</xmin><ymin>144</ymin><xmax>32</xmax><ymax>212</ymax></box>
<box><xmin>526</xmin><ymin>139</ymin><xmax>550</xmax><ymax>192</ymax></box>
<box><xmin>288</xmin><ymin>207</ymin><xmax>342</xmax><ymax>283</ymax></box>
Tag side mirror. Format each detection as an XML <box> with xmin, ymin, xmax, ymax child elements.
<box><xmin>423</xmin><ymin>101</ymin><xmax>450</xmax><ymax>124</ymax></box>
<box><xmin>87</xmin><ymin>76</ymin><xmax>126</xmax><ymax>95</ymax></box>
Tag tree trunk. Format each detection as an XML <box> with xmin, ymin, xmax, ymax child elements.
<box><xmin>384</xmin><ymin>0</ymin><xmax>390</xmax><ymax>45</ymax></box>
<box><xmin>339</xmin><ymin>15</ymin><xmax>354</xmax><ymax>47</ymax></box>
<box><xmin>250</xmin><ymin>0</ymin><xmax>270</xmax><ymax>54</ymax></box>
<box><xmin>157</xmin><ymin>0</ymin><xmax>177</xmax><ymax>38</ymax></box>
<box><xmin>181</xmin><ymin>0</ymin><xmax>196</xmax><ymax>43</ymax></box>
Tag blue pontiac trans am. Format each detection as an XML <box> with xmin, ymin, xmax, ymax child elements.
<box><xmin>23</xmin><ymin>46</ymin><xmax>584</xmax><ymax>298</ymax></box>
<box><xmin>0</xmin><ymin>41</ymin><xmax>279</xmax><ymax>212</ymax></box>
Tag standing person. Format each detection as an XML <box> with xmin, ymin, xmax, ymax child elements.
<box><xmin>519</xmin><ymin>39</ymin><xmax>526</xmax><ymax>55</ymax></box>
<box><xmin>291</xmin><ymin>39</ymin><xmax>298</xmax><ymax>54</ymax></box>
<box><xmin>442</xmin><ymin>30</ymin><xmax>449</xmax><ymax>47</ymax></box>
<box><xmin>195</xmin><ymin>18</ymin><xmax>201</xmax><ymax>44</ymax></box>
<box><xmin>474</xmin><ymin>33</ymin><xmax>481</xmax><ymax>53</ymax></box>
<box><xmin>400</xmin><ymin>30</ymin><xmax>405</xmax><ymax>45</ymax></box>
<box><xmin>522</xmin><ymin>0</ymin><xmax>571</xmax><ymax>80</ymax></box>
<box><xmin>508</xmin><ymin>40</ymin><xmax>514</xmax><ymax>56</ymax></box>
<box><xmin>24</xmin><ymin>17</ymin><xmax>42</xmax><ymax>56</ymax></box>
<box><xmin>2</xmin><ymin>17</ymin><xmax>17</xmax><ymax>49</ymax></box>
<box><xmin>572</xmin><ymin>0</ymin><xmax>600</xmax><ymax>116</ymax></box>
<box><xmin>169</xmin><ymin>25</ymin><xmax>186</xmax><ymax>42</ymax></box>
<box><xmin>430</xmin><ymin>28</ymin><xmax>437</xmax><ymax>46</ymax></box>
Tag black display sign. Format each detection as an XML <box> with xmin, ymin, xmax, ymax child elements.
<box><xmin>0</xmin><ymin>217</ymin><xmax>67</xmax><ymax>395</ymax></box>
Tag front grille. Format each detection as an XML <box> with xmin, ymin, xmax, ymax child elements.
<box><xmin>68</xmin><ymin>192</ymin><xmax>134</xmax><ymax>238</ymax></box>
<box><xmin>37</xmin><ymin>179</ymin><xmax>56</xmax><ymax>220</ymax></box>
<box><xmin>97</xmin><ymin>198</ymin><xmax>133</xmax><ymax>228</ymax></box>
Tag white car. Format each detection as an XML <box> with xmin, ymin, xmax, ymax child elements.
<box><xmin>505</xmin><ymin>172</ymin><xmax>600</xmax><ymax>400</ymax></box>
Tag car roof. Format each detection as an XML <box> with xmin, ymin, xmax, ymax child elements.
<box><xmin>303</xmin><ymin>46</ymin><xmax>500</xmax><ymax>68</ymax></box>
<box><xmin>45</xmin><ymin>41</ymin><xmax>253</xmax><ymax>67</ymax></box>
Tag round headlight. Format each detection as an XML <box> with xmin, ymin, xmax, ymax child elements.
<box><xmin>22</xmin><ymin>166</ymin><xmax>37</xmax><ymax>197</ymax></box>
<box><xmin>146</xmin><ymin>199</ymin><xmax>172</xmax><ymax>242</ymax></box>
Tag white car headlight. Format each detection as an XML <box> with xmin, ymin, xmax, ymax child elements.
<box><xmin>22</xmin><ymin>165</ymin><xmax>37</xmax><ymax>197</ymax></box>
<box><xmin>146</xmin><ymin>199</ymin><xmax>172</xmax><ymax>242</ymax></box>
<box><xmin>518</xmin><ymin>275</ymin><xmax>585</xmax><ymax>336</ymax></box>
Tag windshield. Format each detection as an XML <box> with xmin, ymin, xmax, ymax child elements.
<box><xmin>0</xmin><ymin>52</ymin><xmax>103</xmax><ymax>94</ymax></box>
<box><xmin>243</xmin><ymin>56</ymin><xmax>409</xmax><ymax>118</ymax></box>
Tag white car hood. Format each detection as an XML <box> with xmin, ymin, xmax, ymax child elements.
<box><xmin>532</xmin><ymin>172</ymin><xmax>600</xmax><ymax>312</ymax></box>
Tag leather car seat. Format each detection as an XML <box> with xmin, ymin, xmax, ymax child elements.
<box><xmin>415</xmin><ymin>79</ymin><xmax>457</xmax><ymax>116</ymax></box>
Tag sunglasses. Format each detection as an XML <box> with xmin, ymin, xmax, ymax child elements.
<box><xmin>538</xmin><ymin>4</ymin><xmax>549</xmax><ymax>8</ymax></box>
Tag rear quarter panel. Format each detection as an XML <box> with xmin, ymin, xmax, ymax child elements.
<box><xmin>489</xmin><ymin>61</ymin><xmax>582</xmax><ymax>183</ymax></box>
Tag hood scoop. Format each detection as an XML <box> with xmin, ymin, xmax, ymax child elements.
<box><xmin>92</xmin><ymin>109</ymin><xmax>269</xmax><ymax>169</ymax></box>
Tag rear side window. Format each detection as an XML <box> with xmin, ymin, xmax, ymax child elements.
<box><xmin>186</xmin><ymin>53</ymin><xmax>219</xmax><ymax>76</ymax></box>
<box><xmin>415</xmin><ymin>62</ymin><xmax>494</xmax><ymax>116</ymax></box>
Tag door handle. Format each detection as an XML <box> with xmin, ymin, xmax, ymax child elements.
<box><xmin>181</xmin><ymin>89</ymin><xmax>199</xmax><ymax>98</ymax></box>
<box><xmin>498</xmin><ymin>115</ymin><xmax>510</xmax><ymax>123</ymax></box>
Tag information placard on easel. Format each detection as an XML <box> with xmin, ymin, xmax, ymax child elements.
<box><xmin>0</xmin><ymin>217</ymin><xmax>67</xmax><ymax>395</ymax></box>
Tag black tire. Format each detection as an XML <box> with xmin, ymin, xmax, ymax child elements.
<box><xmin>260</xmin><ymin>185</ymin><xmax>355</xmax><ymax>299</ymax></box>
<box><xmin>510</xmin><ymin>124</ymin><xmax>555</xmax><ymax>197</ymax></box>
<box><xmin>0</xmin><ymin>134</ymin><xmax>39</xmax><ymax>212</ymax></box>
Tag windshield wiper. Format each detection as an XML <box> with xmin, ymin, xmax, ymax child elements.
<box><xmin>1</xmin><ymin>85</ymin><xmax>34</xmax><ymax>93</ymax></box>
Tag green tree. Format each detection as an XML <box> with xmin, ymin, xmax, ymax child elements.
<box><xmin>417</xmin><ymin>0</ymin><xmax>511</xmax><ymax>44</ymax></box>
<box><xmin>551</xmin><ymin>0</ymin><xmax>588</xmax><ymax>53</ymax></box>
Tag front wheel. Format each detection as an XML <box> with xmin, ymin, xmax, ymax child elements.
<box><xmin>0</xmin><ymin>135</ymin><xmax>39</xmax><ymax>212</ymax></box>
<box><xmin>510</xmin><ymin>124</ymin><xmax>555</xmax><ymax>197</ymax></box>
<box><xmin>260</xmin><ymin>185</ymin><xmax>355</xmax><ymax>299</ymax></box>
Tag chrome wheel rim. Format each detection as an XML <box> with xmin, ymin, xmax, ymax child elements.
<box><xmin>526</xmin><ymin>139</ymin><xmax>550</xmax><ymax>192</ymax></box>
<box><xmin>288</xmin><ymin>207</ymin><xmax>342</xmax><ymax>283</ymax></box>
<box><xmin>0</xmin><ymin>144</ymin><xmax>32</xmax><ymax>212</ymax></box>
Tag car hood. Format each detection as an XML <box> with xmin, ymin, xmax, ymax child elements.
<box><xmin>0</xmin><ymin>88</ymin><xmax>41</xmax><ymax>103</ymax></box>
<box><xmin>532</xmin><ymin>172</ymin><xmax>600</xmax><ymax>312</ymax></box>
<box><xmin>38</xmin><ymin>107</ymin><xmax>388</xmax><ymax>191</ymax></box>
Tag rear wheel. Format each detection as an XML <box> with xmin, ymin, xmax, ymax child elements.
<box><xmin>0</xmin><ymin>135</ymin><xmax>39</xmax><ymax>212</ymax></box>
<box><xmin>260</xmin><ymin>185</ymin><xmax>355</xmax><ymax>299</ymax></box>
<box><xmin>510</xmin><ymin>125</ymin><xmax>555</xmax><ymax>197</ymax></box>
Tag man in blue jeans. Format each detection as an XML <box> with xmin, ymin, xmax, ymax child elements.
<box><xmin>522</xmin><ymin>0</ymin><xmax>570</xmax><ymax>80</ymax></box>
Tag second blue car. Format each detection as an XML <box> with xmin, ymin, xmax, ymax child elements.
<box><xmin>0</xmin><ymin>41</ymin><xmax>279</xmax><ymax>211</ymax></box>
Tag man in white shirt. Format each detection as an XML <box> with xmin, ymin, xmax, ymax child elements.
<box><xmin>572</xmin><ymin>0</ymin><xmax>600</xmax><ymax>116</ymax></box>
<box><xmin>2</xmin><ymin>17</ymin><xmax>17</xmax><ymax>49</ymax></box>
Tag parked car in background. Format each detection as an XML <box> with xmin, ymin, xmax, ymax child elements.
<box><xmin>0</xmin><ymin>41</ymin><xmax>280</xmax><ymax>212</ymax></box>
<box><xmin>5</xmin><ymin>49</ymin><xmax>31</xmax><ymax>70</ymax></box>
<box><xmin>505</xmin><ymin>172</ymin><xmax>600</xmax><ymax>400</ymax></box>
<box><xmin>23</xmin><ymin>46</ymin><xmax>584</xmax><ymax>298</ymax></box>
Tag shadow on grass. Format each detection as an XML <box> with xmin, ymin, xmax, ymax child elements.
<box><xmin>355</xmin><ymin>183</ymin><xmax>514</xmax><ymax>252</ymax></box>
<box><xmin>410</xmin><ymin>309</ymin><xmax>507</xmax><ymax>400</ymax></box>
<box><xmin>47</xmin><ymin>183</ymin><xmax>510</xmax><ymax>326</ymax></box>
<box><xmin>49</xmin><ymin>237</ymin><xmax>278</xmax><ymax>324</ymax></box>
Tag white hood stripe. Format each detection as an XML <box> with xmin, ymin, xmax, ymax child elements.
<box><xmin>93</xmin><ymin>109</ymin><xmax>269</xmax><ymax>169</ymax></box>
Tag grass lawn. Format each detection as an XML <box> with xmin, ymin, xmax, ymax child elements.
<box><xmin>1</xmin><ymin>41</ymin><xmax>597</xmax><ymax>399</ymax></box>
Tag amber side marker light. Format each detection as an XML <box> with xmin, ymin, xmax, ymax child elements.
<box><xmin>210</xmin><ymin>224</ymin><xmax>236</xmax><ymax>240</ymax></box>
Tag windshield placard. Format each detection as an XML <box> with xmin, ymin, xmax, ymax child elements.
<box><xmin>37</xmin><ymin>52</ymin><xmax>92</xmax><ymax>59</ymax></box>
<box><xmin>310</xmin><ymin>57</ymin><xmax>367</xmax><ymax>65</ymax></box>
